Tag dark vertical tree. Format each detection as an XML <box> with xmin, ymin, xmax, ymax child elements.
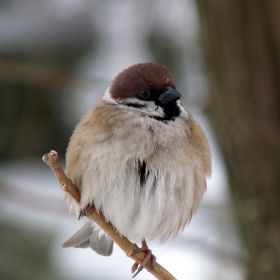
<box><xmin>195</xmin><ymin>1</ymin><xmax>280</xmax><ymax>279</ymax></box>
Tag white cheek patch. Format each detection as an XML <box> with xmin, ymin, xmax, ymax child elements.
<box><xmin>177</xmin><ymin>101</ymin><xmax>190</xmax><ymax>118</ymax></box>
<box><xmin>103</xmin><ymin>88</ymin><xmax>166</xmax><ymax>118</ymax></box>
<box><xmin>155</xmin><ymin>105</ymin><xmax>164</xmax><ymax>115</ymax></box>
<box><xmin>121</xmin><ymin>98</ymin><xmax>165</xmax><ymax>118</ymax></box>
<box><xmin>103</xmin><ymin>86</ymin><xmax>118</xmax><ymax>104</ymax></box>
<box><xmin>118</xmin><ymin>97</ymin><xmax>145</xmax><ymax>106</ymax></box>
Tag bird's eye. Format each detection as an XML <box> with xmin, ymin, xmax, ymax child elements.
<box><xmin>139</xmin><ymin>89</ymin><xmax>150</xmax><ymax>98</ymax></box>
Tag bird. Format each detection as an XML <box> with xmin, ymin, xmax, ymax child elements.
<box><xmin>62</xmin><ymin>62</ymin><xmax>212</xmax><ymax>277</ymax></box>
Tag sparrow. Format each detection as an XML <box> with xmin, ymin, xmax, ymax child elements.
<box><xmin>62</xmin><ymin>62</ymin><xmax>211</xmax><ymax>277</ymax></box>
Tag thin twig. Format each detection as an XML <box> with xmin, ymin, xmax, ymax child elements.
<box><xmin>42</xmin><ymin>150</ymin><xmax>176</xmax><ymax>280</ymax></box>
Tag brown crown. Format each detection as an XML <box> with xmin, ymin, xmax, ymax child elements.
<box><xmin>110</xmin><ymin>62</ymin><xmax>176</xmax><ymax>100</ymax></box>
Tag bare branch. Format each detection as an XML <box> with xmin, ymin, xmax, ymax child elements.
<box><xmin>42</xmin><ymin>151</ymin><xmax>80</xmax><ymax>202</ymax></box>
<box><xmin>42</xmin><ymin>150</ymin><xmax>176</xmax><ymax>280</ymax></box>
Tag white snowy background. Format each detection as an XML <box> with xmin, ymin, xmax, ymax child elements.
<box><xmin>0</xmin><ymin>1</ymin><xmax>247</xmax><ymax>279</ymax></box>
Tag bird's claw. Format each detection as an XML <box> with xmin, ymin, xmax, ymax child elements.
<box><xmin>131</xmin><ymin>239</ymin><xmax>156</xmax><ymax>278</ymax></box>
<box><xmin>78</xmin><ymin>204</ymin><xmax>93</xmax><ymax>220</ymax></box>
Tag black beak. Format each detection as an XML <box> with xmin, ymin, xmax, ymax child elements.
<box><xmin>158</xmin><ymin>88</ymin><xmax>181</xmax><ymax>105</ymax></box>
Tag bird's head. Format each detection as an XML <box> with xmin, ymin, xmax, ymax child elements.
<box><xmin>103</xmin><ymin>63</ymin><xmax>182</xmax><ymax>120</ymax></box>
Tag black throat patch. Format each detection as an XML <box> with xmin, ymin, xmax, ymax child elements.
<box><xmin>125</xmin><ymin>101</ymin><xmax>181</xmax><ymax>123</ymax></box>
<box><xmin>162</xmin><ymin>103</ymin><xmax>180</xmax><ymax>118</ymax></box>
<box><xmin>151</xmin><ymin>103</ymin><xmax>180</xmax><ymax>123</ymax></box>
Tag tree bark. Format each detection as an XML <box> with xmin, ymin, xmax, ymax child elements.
<box><xmin>195</xmin><ymin>1</ymin><xmax>280</xmax><ymax>279</ymax></box>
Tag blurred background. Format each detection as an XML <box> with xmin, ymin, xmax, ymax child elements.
<box><xmin>1</xmin><ymin>0</ymin><xmax>279</xmax><ymax>279</ymax></box>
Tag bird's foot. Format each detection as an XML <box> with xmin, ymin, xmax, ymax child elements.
<box><xmin>78</xmin><ymin>204</ymin><xmax>93</xmax><ymax>220</ymax></box>
<box><xmin>131</xmin><ymin>239</ymin><xmax>156</xmax><ymax>278</ymax></box>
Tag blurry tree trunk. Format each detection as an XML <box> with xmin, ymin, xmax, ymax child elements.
<box><xmin>195</xmin><ymin>1</ymin><xmax>280</xmax><ymax>279</ymax></box>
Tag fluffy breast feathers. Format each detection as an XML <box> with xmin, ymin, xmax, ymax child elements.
<box><xmin>65</xmin><ymin>100</ymin><xmax>211</xmax><ymax>242</ymax></box>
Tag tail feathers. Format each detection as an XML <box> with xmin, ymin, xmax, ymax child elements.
<box><xmin>62</xmin><ymin>223</ymin><xmax>92</xmax><ymax>248</ymax></box>
<box><xmin>62</xmin><ymin>223</ymin><xmax>114</xmax><ymax>256</ymax></box>
<box><xmin>89</xmin><ymin>229</ymin><xmax>114</xmax><ymax>256</ymax></box>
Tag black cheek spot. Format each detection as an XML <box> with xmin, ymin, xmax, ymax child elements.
<box><xmin>126</xmin><ymin>103</ymin><xmax>145</xmax><ymax>109</ymax></box>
